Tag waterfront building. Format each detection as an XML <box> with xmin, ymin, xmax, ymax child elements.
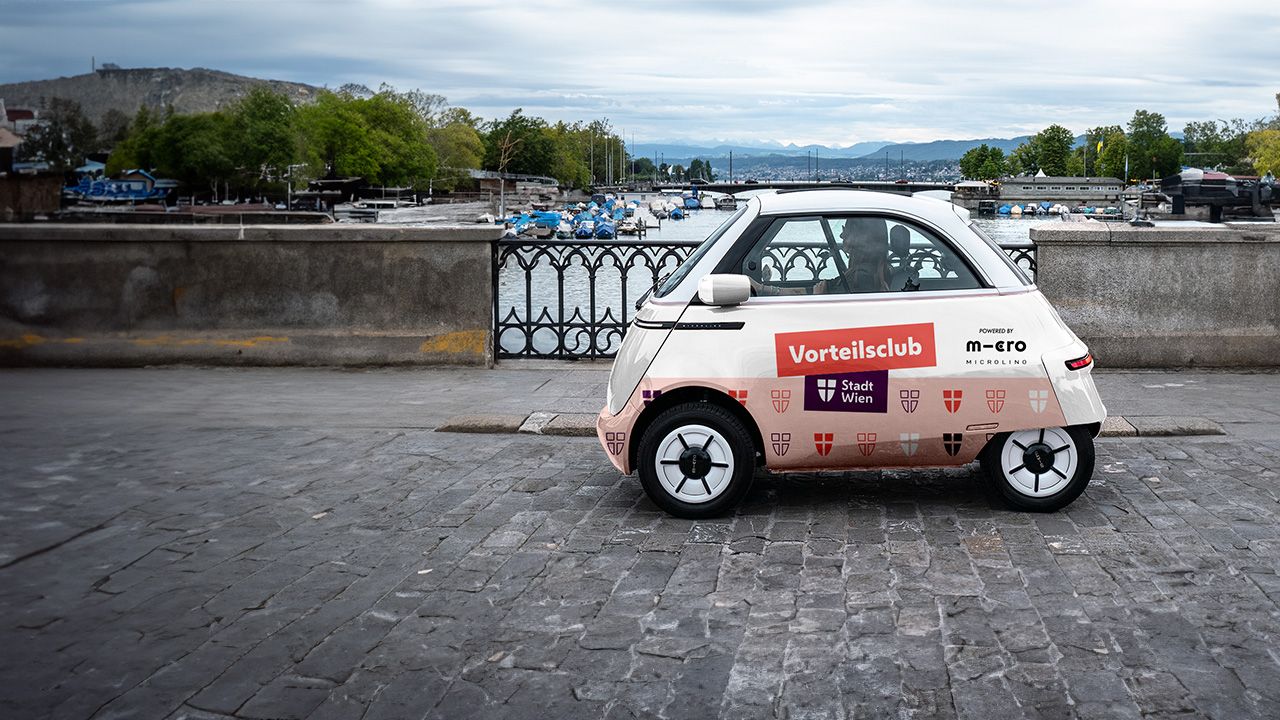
<box><xmin>953</xmin><ymin>173</ymin><xmax>1123</xmax><ymax>211</ymax></box>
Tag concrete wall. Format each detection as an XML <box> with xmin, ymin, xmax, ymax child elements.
<box><xmin>1031</xmin><ymin>221</ymin><xmax>1280</xmax><ymax>367</ymax></box>
<box><xmin>0</xmin><ymin>223</ymin><xmax>504</xmax><ymax>366</ymax></box>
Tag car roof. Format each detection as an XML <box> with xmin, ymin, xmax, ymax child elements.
<box><xmin>755</xmin><ymin>188</ymin><xmax>964</xmax><ymax>223</ymax></box>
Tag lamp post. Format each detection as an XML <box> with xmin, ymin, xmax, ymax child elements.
<box><xmin>285</xmin><ymin>164</ymin><xmax>305</xmax><ymax>210</ymax></box>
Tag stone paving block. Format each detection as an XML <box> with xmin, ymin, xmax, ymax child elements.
<box><xmin>1128</xmin><ymin>415</ymin><xmax>1226</xmax><ymax>436</ymax></box>
<box><xmin>539</xmin><ymin>413</ymin><xmax>598</xmax><ymax>437</ymax></box>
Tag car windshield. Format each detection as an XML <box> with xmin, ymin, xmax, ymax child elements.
<box><xmin>654</xmin><ymin>204</ymin><xmax>748</xmax><ymax>298</ymax></box>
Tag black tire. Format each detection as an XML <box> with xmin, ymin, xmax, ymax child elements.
<box><xmin>980</xmin><ymin>425</ymin><xmax>1095</xmax><ymax>512</ymax></box>
<box><xmin>636</xmin><ymin>402</ymin><xmax>755</xmax><ymax>518</ymax></box>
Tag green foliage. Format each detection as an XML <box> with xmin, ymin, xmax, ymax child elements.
<box><xmin>1007</xmin><ymin>143</ymin><xmax>1037</xmax><ymax>176</ymax></box>
<box><xmin>1246</xmin><ymin>129</ymin><xmax>1280</xmax><ymax>175</ymax></box>
<box><xmin>16</xmin><ymin>97</ymin><xmax>97</xmax><ymax>170</ymax></box>
<box><xmin>97</xmin><ymin>108</ymin><xmax>132</xmax><ymax>149</ymax></box>
<box><xmin>1183</xmin><ymin>119</ymin><xmax>1258</xmax><ymax>175</ymax></box>
<box><xmin>228</xmin><ymin>87</ymin><xmax>296</xmax><ymax>189</ymax></box>
<box><xmin>484</xmin><ymin>109</ymin><xmax>555</xmax><ymax>177</ymax></box>
<box><xmin>1126</xmin><ymin>110</ymin><xmax>1183</xmax><ymax>180</ymax></box>
<box><xmin>427</xmin><ymin>121</ymin><xmax>485</xmax><ymax>190</ymax></box>
<box><xmin>688</xmin><ymin>158</ymin><xmax>714</xmax><ymax>182</ymax></box>
<box><xmin>295</xmin><ymin>88</ymin><xmax>437</xmax><ymax>186</ymax></box>
<box><xmin>1007</xmin><ymin>125</ymin><xmax>1075</xmax><ymax>177</ymax></box>
<box><xmin>1067</xmin><ymin>125</ymin><xmax>1124</xmax><ymax>178</ymax></box>
<box><xmin>959</xmin><ymin>144</ymin><xmax>1007</xmax><ymax>180</ymax></box>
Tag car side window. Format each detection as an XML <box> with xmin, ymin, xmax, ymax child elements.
<box><xmin>742</xmin><ymin>214</ymin><xmax>982</xmax><ymax>296</ymax></box>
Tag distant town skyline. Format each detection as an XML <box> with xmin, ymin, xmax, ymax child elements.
<box><xmin>2</xmin><ymin>0</ymin><xmax>1277</xmax><ymax>146</ymax></box>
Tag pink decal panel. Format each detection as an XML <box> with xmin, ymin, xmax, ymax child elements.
<box><xmin>614</xmin><ymin>376</ymin><xmax>1067</xmax><ymax>472</ymax></box>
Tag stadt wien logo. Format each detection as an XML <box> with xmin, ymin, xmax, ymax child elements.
<box><xmin>814</xmin><ymin>432</ymin><xmax>834</xmax><ymax>456</ymax></box>
<box><xmin>944</xmin><ymin>389</ymin><xmax>963</xmax><ymax>413</ymax></box>
<box><xmin>771</xmin><ymin>432</ymin><xmax>791</xmax><ymax>456</ymax></box>
<box><xmin>605</xmin><ymin>431</ymin><xmax>626</xmax><ymax>455</ymax></box>
<box><xmin>900</xmin><ymin>432</ymin><xmax>919</xmax><ymax>456</ymax></box>
<box><xmin>943</xmin><ymin>432</ymin><xmax>963</xmax><ymax>456</ymax></box>
<box><xmin>900</xmin><ymin>389</ymin><xmax>919</xmax><ymax>413</ymax></box>
<box><xmin>771</xmin><ymin>388</ymin><xmax>791</xmax><ymax>413</ymax></box>
<box><xmin>1029</xmin><ymin>389</ymin><xmax>1049</xmax><ymax>413</ymax></box>
<box><xmin>986</xmin><ymin>389</ymin><xmax>1006</xmax><ymax>413</ymax></box>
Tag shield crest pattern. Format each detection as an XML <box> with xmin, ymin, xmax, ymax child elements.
<box><xmin>900</xmin><ymin>389</ymin><xmax>919</xmax><ymax>413</ymax></box>
<box><xmin>606</xmin><ymin>431</ymin><xmax>626</xmax><ymax>455</ymax></box>
<box><xmin>857</xmin><ymin>432</ymin><xmax>877</xmax><ymax>456</ymax></box>
<box><xmin>943</xmin><ymin>432</ymin><xmax>963</xmax><ymax>456</ymax></box>
<box><xmin>985</xmin><ymin>389</ymin><xmax>1006</xmax><ymax>413</ymax></box>
<box><xmin>944</xmin><ymin>389</ymin><xmax>963</xmax><ymax>413</ymax></box>
<box><xmin>771</xmin><ymin>389</ymin><xmax>791</xmax><ymax>413</ymax></box>
<box><xmin>814</xmin><ymin>432</ymin><xmax>834</xmax><ymax>457</ymax></box>
<box><xmin>1029</xmin><ymin>389</ymin><xmax>1049</xmax><ymax>413</ymax></box>
<box><xmin>771</xmin><ymin>432</ymin><xmax>791</xmax><ymax>456</ymax></box>
<box><xmin>900</xmin><ymin>432</ymin><xmax>919</xmax><ymax>456</ymax></box>
<box><xmin>816</xmin><ymin>378</ymin><xmax>837</xmax><ymax>402</ymax></box>
<box><xmin>729</xmin><ymin>389</ymin><xmax>748</xmax><ymax>406</ymax></box>
<box><xmin>641</xmin><ymin>389</ymin><xmax>662</xmax><ymax>407</ymax></box>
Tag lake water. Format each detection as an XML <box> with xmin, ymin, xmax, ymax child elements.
<box><xmin>496</xmin><ymin>196</ymin><xmax>1053</xmax><ymax>356</ymax></box>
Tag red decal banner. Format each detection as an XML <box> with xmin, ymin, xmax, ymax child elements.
<box><xmin>775</xmin><ymin>322</ymin><xmax>936</xmax><ymax>377</ymax></box>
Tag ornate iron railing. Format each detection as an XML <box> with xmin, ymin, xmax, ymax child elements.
<box><xmin>494</xmin><ymin>238</ymin><xmax>1036</xmax><ymax>359</ymax></box>
<box><xmin>1001</xmin><ymin>241</ymin><xmax>1038</xmax><ymax>279</ymax></box>
<box><xmin>494</xmin><ymin>238</ymin><xmax>701</xmax><ymax>358</ymax></box>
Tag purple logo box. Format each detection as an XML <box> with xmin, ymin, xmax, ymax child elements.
<box><xmin>803</xmin><ymin>370</ymin><xmax>888</xmax><ymax>413</ymax></box>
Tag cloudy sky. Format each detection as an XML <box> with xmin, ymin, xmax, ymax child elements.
<box><xmin>3</xmin><ymin>0</ymin><xmax>1278</xmax><ymax>146</ymax></box>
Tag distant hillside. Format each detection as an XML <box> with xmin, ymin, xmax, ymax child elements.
<box><xmin>633</xmin><ymin>140</ymin><xmax>891</xmax><ymax>163</ymax></box>
<box><xmin>858</xmin><ymin>136</ymin><xmax>1034</xmax><ymax>162</ymax></box>
<box><xmin>0</xmin><ymin>67</ymin><xmax>319</xmax><ymax>123</ymax></box>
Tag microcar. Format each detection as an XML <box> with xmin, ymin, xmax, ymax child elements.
<box><xmin>597</xmin><ymin>189</ymin><xmax>1106</xmax><ymax>518</ymax></box>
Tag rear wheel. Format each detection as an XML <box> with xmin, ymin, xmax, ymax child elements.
<box><xmin>636</xmin><ymin>402</ymin><xmax>755</xmax><ymax>518</ymax></box>
<box><xmin>981</xmin><ymin>425</ymin><xmax>1094</xmax><ymax>511</ymax></box>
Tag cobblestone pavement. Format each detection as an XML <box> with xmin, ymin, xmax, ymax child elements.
<box><xmin>2</xmin><ymin>369</ymin><xmax>1280</xmax><ymax>719</ymax></box>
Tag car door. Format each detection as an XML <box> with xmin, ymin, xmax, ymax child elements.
<box><xmin>666</xmin><ymin>211</ymin><xmax>1051</xmax><ymax>471</ymax></box>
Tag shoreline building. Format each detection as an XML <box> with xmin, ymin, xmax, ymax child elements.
<box><xmin>953</xmin><ymin>173</ymin><xmax>1123</xmax><ymax>212</ymax></box>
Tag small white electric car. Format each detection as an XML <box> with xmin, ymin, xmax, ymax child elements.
<box><xmin>597</xmin><ymin>189</ymin><xmax>1106</xmax><ymax>518</ymax></box>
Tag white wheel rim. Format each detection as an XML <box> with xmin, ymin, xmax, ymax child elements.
<box><xmin>654</xmin><ymin>424</ymin><xmax>734</xmax><ymax>504</ymax></box>
<box><xmin>1000</xmin><ymin>427</ymin><xmax>1077</xmax><ymax>498</ymax></box>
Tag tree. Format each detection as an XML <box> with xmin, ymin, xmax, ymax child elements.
<box><xmin>151</xmin><ymin>112</ymin><xmax>236</xmax><ymax>199</ymax></box>
<box><xmin>1031</xmin><ymin>124</ymin><xmax>1075</xmax><ymax>176</ymax></box>
<box><xmin>484</xmin><ymin>109</ymin><xmax>554</xmax><ymax>178</ymax></box>
<box><xmin>106</xmin><ymin>105</ymin><xmax>161</xmax><ymax>175</ymax></box>
<box><xmin>1007</xmin><ymin>142</ymin><xmax>1037</xmax><ymax>176</ymax></box>
<box><xmin>295</xmin><ymin>88</ymin><xmax>437</xmax><ymax>186</ymax></box>
<box><xmin>97</xmin><ymin>108</ymin><xmax>132</xmax><ymax>150</ymax></box>
<box><xmin>1127</xmin><ymin>110</ymin><xmax>1183</xmax><ymax>180</ymax></box>
<box><xmin>427</xmin><ymin>121</ymin><xmax>484</xmax><ymax>190</ymax></box>
<box><xmin>16</xmin><ymin>97</ymin><xmax>97</xmax><ymax>170</ymax></box>
<box><xmin>959</xmin><ymin>144</ymin><xmax>1007</xmax><ymax>180</ymax></box>
<box><xmin>227</xmin><ymin>87</ymin><xmax>296</xmax><ymax>190</ymax></box>
<box><xmin>1183</xmin><ymin>119</ymin><xmax>1255</xmax><ymax>174</ymax></box>
<box><xmin>1246</xmin><ymin>129</ymin><xmax>1280</xmax><ymax>176</ymax></box>
<box><xmin>1066</xmin><ymin>125</ymin><xmax>1123</xmax><ymax>177</ymax></box>
<box><xmin>296</xmin><ymin>90</ymin><xmax>382</xmax><ymax>180</ymax></box>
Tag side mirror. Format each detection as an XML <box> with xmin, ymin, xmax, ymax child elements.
<box><xmin>698</xmin><ymin>274</ymin><xmax>751</xmax><ymax>306</ymax></box>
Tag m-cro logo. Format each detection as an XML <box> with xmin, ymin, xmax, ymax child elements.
<box><xmin>966</xmin><ymin>339</ymin><xmax>1027</xmax><ymax>353</ymax></box>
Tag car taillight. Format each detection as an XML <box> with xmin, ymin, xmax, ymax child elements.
<box><xmin>1065</xmin><ymin>353</ymin><xmax>1093</xmax><ymax>371</ymax></box>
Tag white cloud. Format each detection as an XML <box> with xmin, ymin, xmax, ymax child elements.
<box><xmin>1</xmin><ymin>0</ymin><xmax>1276</xmax><ymax>143</ymax></box>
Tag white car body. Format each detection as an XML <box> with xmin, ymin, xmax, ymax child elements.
<box><xmin>597</xmin><ymin>190</ymin><xmax>1105</xmax><ymax>484</ymax></box>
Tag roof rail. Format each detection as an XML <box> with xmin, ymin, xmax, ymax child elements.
<box><xmin>774</xmin><ymin>186</ymin><xmax>866</xmax><ymax>195</ymax></box>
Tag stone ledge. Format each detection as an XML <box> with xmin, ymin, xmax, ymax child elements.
<box><xmin>0</xmin><ymin>223</ymin><xmax>506</xmax><ymax>243</ymax></box>
<box><xmin>434</xmin><ymin>414</ymin><xmax>527</xmax><ymax>434</ymax></box>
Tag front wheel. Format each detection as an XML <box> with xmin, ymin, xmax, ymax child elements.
<box><xmin>636</xmin><ymin>402</ymin><xmax>755</xmax><ymax>518</ymax></box>
<box><xmin>981</xmin><ymin>425</ymin><xmax>1094</xmax><ymax>512</ymax></box>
